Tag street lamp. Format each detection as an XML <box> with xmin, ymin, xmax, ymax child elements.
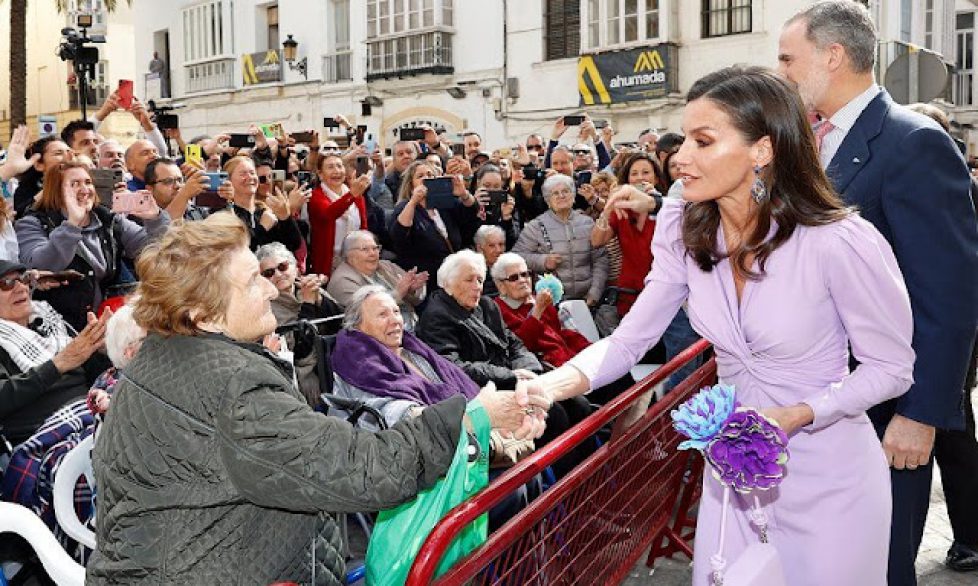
<box><xmin>282</xmin><ymin>34</ymin><xmax>308</xmax><ymax>80</ymax></box>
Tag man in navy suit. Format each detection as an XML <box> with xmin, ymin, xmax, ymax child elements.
<box><xmin>779</xmin><ymin>2</ymin><xmax>978</xmax><ymax>585</ymax></box>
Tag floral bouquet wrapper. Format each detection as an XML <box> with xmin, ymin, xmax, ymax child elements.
<box><xmin>671</xmin><ymin>384</ymin><xmax>790</xmax><ymax>493</ymax></box>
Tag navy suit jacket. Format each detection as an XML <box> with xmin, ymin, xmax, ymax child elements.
<box><xmin>827</xmin><ymin>89</ymin><xmax>978</xmax><ymax>430</ymax></box>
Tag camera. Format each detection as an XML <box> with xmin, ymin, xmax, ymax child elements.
<box><xmin>57</xmin><ymin>18</ymin><xmax>105</xmax><ymax>67</ymax></box>
<box><xmin>147</xmin><ymin>100</ymin><xmax>182</xmax><ymax>130</ymax></box>
<box><xmin>522</xmin><ymin>166</ymin><xmax>543</xmax><ymax>181</ymax></box>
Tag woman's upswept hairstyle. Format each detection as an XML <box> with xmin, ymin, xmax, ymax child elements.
<box><xmin>682</xmin><ymin>65</ymin><xmax>850</xmax><ymax>279</ymax></box>
<box><xmin>133</xmin><ymin>212</ymin><xmax>250</xmax><ymax>336</ymax></box>
<box><xmin>36</xmin><ymin>161</ymin><xmax>93</xmax><ymax>213</ymax></box>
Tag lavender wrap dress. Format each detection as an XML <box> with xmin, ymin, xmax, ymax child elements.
<box><xmin>568</xmin><ymin>198</ymin><xmax>915</xmax><ymax>586</ymax></box>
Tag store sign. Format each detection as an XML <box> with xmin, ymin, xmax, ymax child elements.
<box><xmin>242</xmin><ymin>50</ymin><xmax>282</xmax><ymax>85</ymax></box>
<box><xmin>578</xmin><ymin>44</ymin><xmax>677</xmax><ymax>106</ymax></box>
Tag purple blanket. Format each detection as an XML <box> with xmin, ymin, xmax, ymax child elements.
<box><xmin>331</xmin><ymin>329</ymin><xmax>480</xmax><ymax>405</ymax></box>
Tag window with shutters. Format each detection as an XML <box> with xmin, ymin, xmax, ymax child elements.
<box><xmin>701</xmin><ymin>0</ymin><xmax>752</xmax><ymax>39</ymax></box>
<box><xmin>544</xmin><ymin>0</ymin><xmax>581</xmax><ymax>61</ymax></box>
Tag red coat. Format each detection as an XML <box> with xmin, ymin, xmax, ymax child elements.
<box><xmin>494</xmin><ymin>298</ymin><xmax>591</xmax><ymax>367</ymax></box>
<box><xmin>308</xmin><ymin>184</ymin><xmax>367</xmax><ymax>276</ymax></box>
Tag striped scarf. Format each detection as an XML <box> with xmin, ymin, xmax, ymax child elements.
<box><xmin>0</xmin><ymin>301</ymin><xmax>74</xmax><ymax>372</ymax></box>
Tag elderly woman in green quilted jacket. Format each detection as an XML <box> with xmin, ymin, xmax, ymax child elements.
<box><xmin>87</xmin><ymin>213</ymin><xmax>547</xmax><ymax>586</ymax></box>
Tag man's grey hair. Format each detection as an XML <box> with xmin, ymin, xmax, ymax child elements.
<box><xmin>105</xmin><ymin>304</ymin><xmax>145</xmax><ymax>368</ymax></box>
<box><xmin>541</xmin><ymin>173</ymin><xmax>575</xmax><ymax>202</ymax></box>
<box><xmin>490</xmin><ymin>252</ymin><xmax>527</xmax><ymax>282</ymax></box>
<box><xmin>255</xmin><ymin>242</ymin><xmax>296</xmax><ymax>266</ymax></box>
<box><xmin>341</xmin><ymin>284</ymin><xmax>391</xmax><ymax>331</ymax></box>
<box><xmin>436</xmin><ymin>249</ymin><xmax>486</xmax><ymax>289</ymax></box>
<box><xmin>341</xmin><ymin>230</ymin><xmax>378</xmax><ymax>261</ymax></box>
<box><xmin>393</xmin><ymin>140</ymin><xmax>419</xmax><ymax>154</ymax></box>
<box><xmin>788</xmin><ymin>1</ymin><xmax>877</xmax><ymax>74</ymax></box>
<box><xmin>474</xmin><ymin>225</ymin><xmax>505</xmax><ymax>249</ymax></box>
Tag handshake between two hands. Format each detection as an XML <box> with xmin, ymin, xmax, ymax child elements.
<box><xmin>475</xmin><ymin>380</ymin><xmax>555</xmax><ymax>441</ymax></box>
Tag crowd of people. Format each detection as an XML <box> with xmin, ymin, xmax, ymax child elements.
<box><xmin>0</xmin><ymin>1</ymin><xmax>975</xmax><ymax>585</ymax></box>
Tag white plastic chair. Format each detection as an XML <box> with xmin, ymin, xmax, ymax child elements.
<box><xmin>558</xmin><ymin>299</ymin><xmax>600</xmax><ymax>343</ymax></box>
<box><xmin>52</xmin><ymin>434</ymin><xmax>96</xmax><ymax>550</ymax></box>
<box><xmin>0</xmin><ymin>502</ymin><xmax>85</xmax><ymax>586</ymax></box>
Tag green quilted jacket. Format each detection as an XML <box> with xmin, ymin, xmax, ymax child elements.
<box><xmin>87</xmin><ymin>333</ymin><xmax>465</xmax><ymax>585</ymax></box>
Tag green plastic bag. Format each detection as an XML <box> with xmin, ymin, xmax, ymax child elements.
<box><xmin>365</xmin><ymin>399</ymin><xmax>491</xmax><ymax>585</ymax></box>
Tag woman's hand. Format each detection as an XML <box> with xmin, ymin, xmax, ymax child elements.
<box><xmin>130</xmin><ymin>201</ymin><xmax>162</xmax><ymax>221</ymax></box>
<box><xmin>266</xmin><ymin>188</ymin><xmax>292</xmax><ymax>221</ymax></box>
<box><xmin>287</xmin><ymin>184</ymin><xmax>311</xmax><ymax>215</ymax></box>
<box><xmin>350</xmin><ymin>174</ymin><xmax>371</xmax><ymax>199</ymax></box>
<box><xmin>501</xmin><ymin>195</ymin><xmax>515</xmax><ymax>221</ymax></box>
<box><xmin>531</xmin><ymin>289</ymin><xmax>553</xmax><ymax>319</ymax></box>
<box><xmin>513</xmin><ymin>369</ymin><xmax>538</xmax><ymax>381</ymax></box>
<box><xmin>759</xmin><ymin>404</ymin><xmax>815</xmax><ymax>436</ymax></box>
<box><xmin>297</xmin><ymin>274</ymin><xmax>326</xmax><ymax>304</ymax></box>
<box><xmin>63</xmin><ymin>184</ymin><xmax>89</xmax><ymax>227</ymax></box>
<box><xmin>395</xmin><ymin>268</ymin><xmax>418</xmax><ymax>299</ymax></box>
<box><xmin>0</xmin><ymin>125</ymin><xmax>40</xmax><ymax>180</ymax></box>
<box><xmin>217</xmin><ymin>180</ymin><xmax>234</xmax><ymax>202</ymax></box>
<box><xmin>476</xmin><ymin>382</ymin><xmax>548</xmax><ymax>440</ymax></box>
<box><xmin>249</xmin><ymin>124</ymin><xmax>268</xmax><ymax>150</ymax></box>
<box><xmin>410</xmin><ymin>183</ymin><xmax>427</xmax><ymax>207</ymax></box>
<box><xmin>451</xmin><ymin>175</ymin><xmax>471</xmax><ymax>201</ymax></box>
<box><xmin>544</xmin><ymin>253</ymin><xmax>563</xmax><ymax>271</ymax></box>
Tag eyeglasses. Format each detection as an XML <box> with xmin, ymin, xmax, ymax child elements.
<box><xmin>353</xmin><ymin>245</ymin><xmax>382</xmax><ymax>253</ymax></box>
<box><xmin>572</xmin><ymin>150</ymin><xmax>591</xmax><ymax>156</ymax></box>
<box><xmin>526</xmin><ymin>144</ymin><xmax>544</xmax><ymax>151</ymax></box>
<box><xmin>151</xmin><ymin>177</ymin><xmax>184</xmax><ymax>187</ymax></box>
<box><xmin>502</xmin><ymin>271</ymin><xmax>531</xmax><ymax>282</ymax></box>
<box><xmin>260</xmin><ymin>261</ymin><xmax>291</xmax><ymax>279</ymax></box>
<box><xmin>0</xmin><ymin>273</ymin><xmax>32</xmax><ymax>292</ymax></box>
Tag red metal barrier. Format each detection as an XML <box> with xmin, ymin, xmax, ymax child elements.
<box><xmin>406</xmin><ymin>339</ymin><xmax>716</xmax><ymax>585</ymax></box>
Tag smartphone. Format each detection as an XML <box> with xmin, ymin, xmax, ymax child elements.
<box><xmin>563</xmin><ymin>115</ymin><xmax>585</xmax><ymax>126</ymax></box>
<box><xmin>522</xmin><ymin>165</ymin><xmax>542</xmax><ymax>181</ymax></box>
<box><xmin>355</xmin><ymin>125</ymin><xmax>367</xmax><ymax>145</ymax></box>
<box><xmin>355</xmin><ymin>156</ymin><xmax>370</xmax><ymax>177</ymax></box>
<box><xmin>271</xmin><ymin>169</ymin><xmax>286</xmax><ymax>190</ymax></box>
<box><xmin>363</xmin><ymin>134</ymin><xmax>377</xmax><ymax>155</ymax></box>
<box><xmin>91</xmin><ymin>169</ymin><xmax>125</xmax><ymax>205</ymax></box>
<box><xmin>384</xmin><ymin>147</ymin><xmax>392</xmax><ymax>157</ymax></box>
<box><xmin>450</xmin><ymin>143</ymin><xmax>466</xmax><ymax>157</ymax></box>
<box><xmin>400</xmin><ymin>127</ymin><xmax>425</xmax><ymax>141</ymax></box>
<box><xmin>291</xmin><ymin>130</ymin><xmax>316</xmax><ymax>144</ymax></box>
<box><xmin>575</xmin><ymin>170</ymin><xmax>593</xmax><ymax>186</ymax></box>
<box><xmin>296</xmin><ymin>170</ymin><xmax>312</xmax><ymax>186</ymax></box>
<box><xmin>423</xmin><ymin>177</ymin><xmax>456</xmax><ymax>209</ymax></box>
<box><xmin>203</xmin><ymin>171</ymin><xmax>228</xmax><ymax>192</ymax></box>
<box><xmin>259</xmin><ymin>123</ymin><xmax>278</xmax><ymax>138</ymax></box>
<box><xmin>498</xmin><ymin>147</ymin><xmax>512</xmax><ymax>158</ymax></box>
<box><xmin>228</xmin><ymin>133</ymin><xmax>255</xmax><ymax>148</ymax></box>
<box><xmin>487</xmin><ymin>190</ymin><xmax>508</xmax><ymax>205</ymax></box>
<box><xmin>183</xmin><ymin>144</ymin><xmax>203</xmax><ymax>166</ymax></box>
<box><xmin>592</xmin><ymin>119</ymin><xmax>609</xmax><ymax>129</ymax></box>
<box><xmin>324</xmin><ymin>117</ymin><xmax>341</xmax><ymax>129</ymax></box>
<box><xmin>112</xmin><ymin>190</ymin><xmax>156</xmax><ymax>215</ymax></box>
<box><xmin>117</xmin><ymin>79</ymin><xmax>134</xmax><ymax>109</ymax></box>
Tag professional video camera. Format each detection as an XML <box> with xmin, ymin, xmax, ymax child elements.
<box><xmin>57</xmin><ymin>15</ymin><xmax>106</xmax><ymax>118</ymax></box>
<box><xmin>146</xmin><ymin>99</ymin><xmax>184</xmax><ymax>131</ymax></box>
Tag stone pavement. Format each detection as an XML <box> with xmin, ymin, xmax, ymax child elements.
<box><xmin>623</xmin><ymin>388</ymin><xmax>978</xmax><ymax>586</ymax></box>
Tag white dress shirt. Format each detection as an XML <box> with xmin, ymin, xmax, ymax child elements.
<box><xmin>818</xmin><ymin>84</ymin><xmax>882</xmax><ymax>169</ymax></box>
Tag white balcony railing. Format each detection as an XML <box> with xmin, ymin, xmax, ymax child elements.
<box><xmin>323</xmin><ymin>51</ymin><xmax>353</xmax><ymax>83</ymax></box>
<box><xmin>184</xmin><ymin>58</ymin><xmax>235</xmax><ymax>94</ymax></box>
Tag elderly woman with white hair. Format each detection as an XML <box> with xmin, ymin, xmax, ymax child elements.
<box><xmin>417</xmin><ymin>249</ymin><xmax>595</xmax><ymax>479</ymax></box>
<box><xmin>326</xmin><ymin>230</ymin><xmax>427</xmax><ymax>330</ymax></box>
<box><xmin>512</xmin><ymin>174</ymin><xmax>608</xmax><ymax>308</ymax></box>
<box><xmin>474</xmin><ymin>224</ymin><xmax>506</xmax><ymax>298</ymax></box>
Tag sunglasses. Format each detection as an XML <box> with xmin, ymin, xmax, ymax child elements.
<box><xmin>260</xmin><ymin>261</ymin><xmax>291</xmax><ymax>279</ymax></box>
<box><xmin>526</xmin><ymin>144</ymin><xmax>544</xmax><ymax>151</ymax></box>
<box><xmin>502</xmin><ymin>271</ymin><xmax>531</xmax><ymax>282</ymax></box>
<box><xmin>572</xmin><ymin>150</ymin><xmax>591</xmax><ymax>156</ymax></box>
<box><xmin>257</xmin><ymin>176</ymin><xmax>271</xmax><ymax>184</ymax></box>
<box><xmin>0</xmin><ymin>273</ymin><xmax>32</xmax><ymax>292</ymax></box>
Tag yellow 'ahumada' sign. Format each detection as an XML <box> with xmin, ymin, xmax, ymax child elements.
<box><xmin>242</xmin><ymin>49</ymin><xmax>283</xmax><ymax>85</ymax></box>
<box><xmin>578</xmin><ymin>45</ymin><xmax>674</xmax><ymax>106</ymax></box>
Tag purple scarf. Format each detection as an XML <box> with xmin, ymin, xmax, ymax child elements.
<box><xmin>331</xmin><ymin>329</ymin><xmax>481</xmax><ymax>405</ymax></box>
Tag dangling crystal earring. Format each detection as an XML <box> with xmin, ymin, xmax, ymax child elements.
<box><xmin>750</xmin><ymin>165</ymin><xmax>768</xmax><ymax>204</ymax></box>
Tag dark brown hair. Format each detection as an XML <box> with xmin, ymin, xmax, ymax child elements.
<box><xmin>682</xmin><ymin>66</ymin><xmax>851</xmax><ymax>279</ymax></box>
<box><xmin>614</xmin><ymin>152</ymin><xmax>661</xmax><ymax>188</ymax></box>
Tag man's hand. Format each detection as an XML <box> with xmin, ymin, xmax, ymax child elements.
<box><xmin>95</xmin><ymin>91</ymin><xmax>121</xmax><ymax>121</ymax></box>
<box><xmin>551</xmin><ymin>117</ymin><xmax>568</xmax><ymax>141</ymax></box>
<box><xmin>249</xmin><ymin>124</ymin><xmax>269</xmax><ymax>150</ymax></box>
<box><xmin>52</xmin><ymin>311</ymin><xmax>110</xmax><ymax>373</ymax></box>
<box><xmin>882</xmin><ymin>414</ymin><xmax>936</xmax><ymax>470</ymax></box>
<box><xmin>0</xmin><ymin>125</ymin><xmax>41</xmax><ymax>180</ymax></box>
<box><xmin>129</xmin><ymin>97</ymin><xmax>154</xmax><ymax>131</ymax></box>
<box><xmin>179</xmin><ymin>169</ymin><xmax>209</xmax><ymax>201</ymax></box>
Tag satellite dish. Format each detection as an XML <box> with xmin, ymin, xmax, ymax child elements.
<box><xmin>884</xmin><ymin>50</ymin><xmax>949</xmax><ymax>104</ymax></box>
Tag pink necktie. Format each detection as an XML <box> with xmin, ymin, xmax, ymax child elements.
<box><xmin>813</xmin><ymin>120</ymin><xmax>835</xmax><ymax>152</ymax></box>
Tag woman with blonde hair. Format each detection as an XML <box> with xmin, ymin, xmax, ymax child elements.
<box><xmin>217</xmin><ymin>155</ymin><xmax>302</xmax><ymax>253</ymax></box>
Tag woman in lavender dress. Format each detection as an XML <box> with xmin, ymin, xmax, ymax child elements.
<box><xmin>519</xmin><ymin>66</ymin><xmax>915</xmax><ymax>585</ymax></box>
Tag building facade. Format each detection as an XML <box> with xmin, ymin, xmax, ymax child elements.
<box><xmin>130</xmin><ymin>1</ymin><xmax>957</xmax><ymax>150</ymax></box>
<box><xmin>0</xmin><ymin>0</ymin><xmax>138</xmax><ymax>142</ymax></box>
